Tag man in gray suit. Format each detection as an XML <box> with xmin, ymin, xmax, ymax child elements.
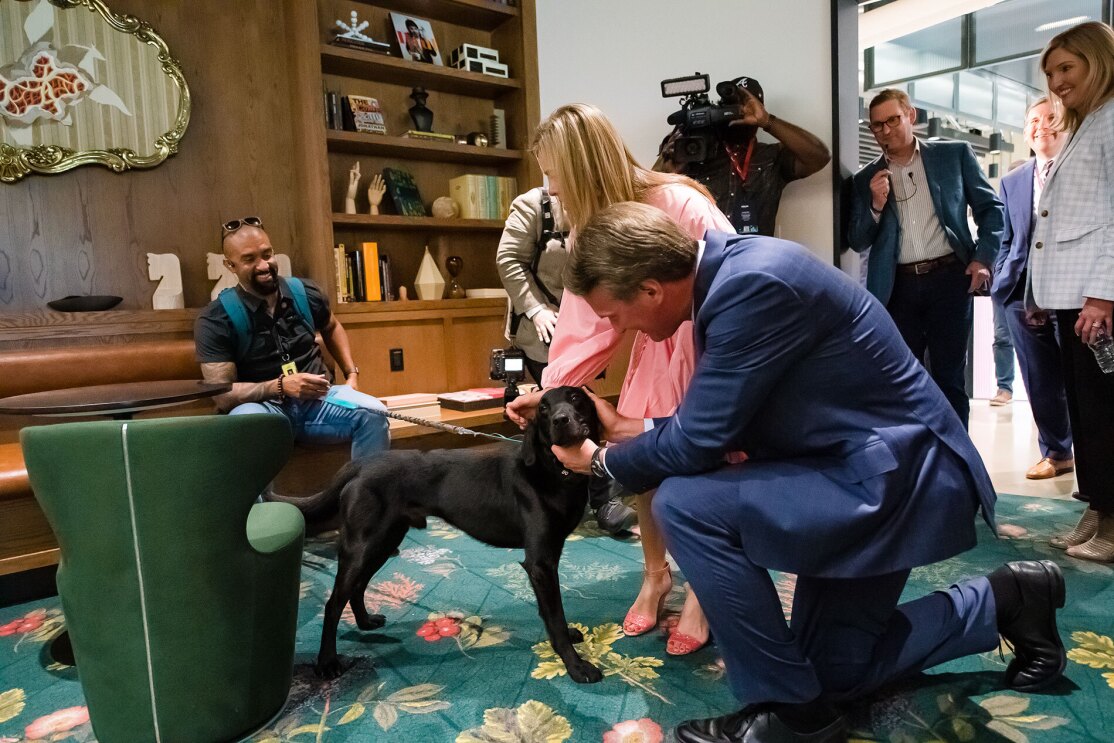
<box><xmin>849</xmin><ymin>89</ymin><xmax>1004</xmax><ymax>428</ymax></box>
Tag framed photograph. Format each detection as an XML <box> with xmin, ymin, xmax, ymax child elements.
<box><xmin>345</xmin><ymin>95</ymin><xmax>386</xmax><ymax>135</ymax></box>
<box><xmin>389</xmin><ymin>12</ymin><xmax>443</xmax><ymax>66</ymax></box>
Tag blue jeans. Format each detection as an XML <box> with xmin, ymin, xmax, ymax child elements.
<box><xmin>229</xmin><ymin>385</ymin><xmax>390</xmax><ymax>460</ymax></box>
<box><xmin>992</xmin><ymin>301</ymin><xmax>1015</xmax><ymax>393</ymax></box>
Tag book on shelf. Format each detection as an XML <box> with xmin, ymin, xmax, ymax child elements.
<box><xmin>346</xmin><ymin>250</ymin><xmax>367</xmax><ymax>302</ymax></box>
<box><xmin>378</xmin><ymin>254</ymin><xmax>394</xmax><ymax>301</ymax></box>
<box><xmin>346</xmin><ymin>95</ymin><xmax>387</xmax><ymax>135</ymax></box>
<box><xmin>330</xmin><ymin>36</ymin><xmax>393</xmax><ymax>55</ymax></box>
<box><xmin>437</xmin><ymin>387</ymin><xmax>506</xmax><ymax>411</ymax></box>
<box><xmin>449</xmin><ymin>174</ymin><xmax>518</xmax><ymax>219</ymax></box>
<box><xmin>326</xmin><ymin>90</ymin><xmax>342</xmax><ymax>131</ymax></box>
<box><xmin>360</xmin><ymin>242</ymin><xmax>382</xmax><ymax>301</ymax></box>
<box><xmin>334</xmin><ymin>244</ymin><xmax>350</xmax><ymax>303</ymax></box>
<box><xmin>401</xmin><ymin>130</ymin><xmax>456</xmax><ymax>142</ymax></box>
<box><xmin>382</xmin><ymin>167</ymin><xmax>427</xmax><ymax>217</ymax></box>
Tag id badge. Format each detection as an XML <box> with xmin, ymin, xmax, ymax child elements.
<box><xmin>281</xmin><ymin>361</ymin><xmax>298</xmax><ymax>376</ymax></box>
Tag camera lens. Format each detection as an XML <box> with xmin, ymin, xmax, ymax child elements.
<box><xmin>716</xmin><ymin>80</ymin><xmax>739</xmax><ymax>102</ymax></box>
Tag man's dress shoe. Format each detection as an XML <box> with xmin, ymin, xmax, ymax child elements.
<box><xmin>675</xmin><ymin>704</ymin><xmax>847</xmax><ymax>743</ymax></box>
<box><xmin>998</xmin><ymin>560</ymin><xmax>1066</xmax><ymax>692</ymax></box>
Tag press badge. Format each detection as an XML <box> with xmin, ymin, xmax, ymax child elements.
<box><xmin>281</xmin><ymin>361</ymin><xmax>298</xmax><ymax>376</ymax></box>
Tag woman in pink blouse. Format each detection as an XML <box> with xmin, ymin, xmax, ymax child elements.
<box><xmin>507</xmin><ymin>103</ymin><xmax>733</xmax><ymax>655</ymax></box>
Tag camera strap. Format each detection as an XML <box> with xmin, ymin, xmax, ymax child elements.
<box><xmin>725</xmin><ymin>138</ymin><xmax>756</xmax><ymax>184</ymax></box>
<box><xmin>510</xmin><ymin>189</ymin><xmax>565</xmax><ymax>337</ymax></box>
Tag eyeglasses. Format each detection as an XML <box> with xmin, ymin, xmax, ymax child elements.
<box><xmin>220</xmin><ymin>216</ymin><xmax>263</xmax><ymax>240</ymax></box>
<box><xmin>868</xmin><ymin>114</ymin><xmax>904</xmax><ymax>134</ymax></box>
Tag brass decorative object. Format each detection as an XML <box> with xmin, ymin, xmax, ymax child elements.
<box><xmin>0</xmin><ymin>0</ymin><xmax>191</xmax><ymax>183</ymax></box>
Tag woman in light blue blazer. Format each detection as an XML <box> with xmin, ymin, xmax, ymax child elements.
<box><xmin>1031</xmin><ymin>21</ymin><xmax>1114</xmax><ymax>562</ymax></box>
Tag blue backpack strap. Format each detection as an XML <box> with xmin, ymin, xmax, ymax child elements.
<box><xmin>217</xmin><ymin>287</ymin><xmax>252</xmax><ymax>361</ymax></box>
<box><xmin>281</xmin><ymin>276</ymin><xmax>316</xmax><ymax>334</ymax></box>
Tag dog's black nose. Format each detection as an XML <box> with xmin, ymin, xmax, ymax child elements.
<box><xmin>552</xmin><ymin>412</ymin><xmax>570</xmax><ymax>428</ymax></box>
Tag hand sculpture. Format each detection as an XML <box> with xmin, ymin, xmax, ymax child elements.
<box><xmin>345</xmin><ymin>161</ymin><xmax>361</xmax><ymax>215</ymax></box>
<box><xmin>367</xmin><ymin>173</ymin><xmax>386</xmax><ymax>215</ymax></box>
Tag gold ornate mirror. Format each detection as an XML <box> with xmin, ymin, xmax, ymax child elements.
<box><xmin>0</xmin><ymin>0</ymin><xmax>190</xmax><ymax>183</ymax></box>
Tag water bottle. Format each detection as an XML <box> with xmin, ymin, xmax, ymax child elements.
<box><xmin>1092</xmin><ymin>326</ymin><xmax>1114</xmax><ymax>374</ymax></box>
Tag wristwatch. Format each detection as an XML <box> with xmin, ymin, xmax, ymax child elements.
<box><xmin>589</xmin><ymin>447</ymin><xmax>610</xmax><ymax>480</ymax></box>
<box><xmin>345</xmin><ymin>366</ymin><xmax>360</xmax><ymax>377</ymax></box>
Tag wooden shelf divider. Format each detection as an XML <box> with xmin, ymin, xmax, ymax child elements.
<box><xmin>332</xmin><ymin>213</ymin><xmax>506</xmax><ymax>230</ymax></box>
<box><xmin>320</xmin><ymin>45</ymin><xmax>521</xmax><ymax>97</ymax></box>
<box><xmin>326</xmin><ymin>131</ymin><xmax>523</xmax><ymax>163</ymax></box>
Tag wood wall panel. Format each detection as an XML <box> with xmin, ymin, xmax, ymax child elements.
<box><xmin>0</xmin><ymin>1</ymin><xmax>314</xmax><ymax>312</ymax></box>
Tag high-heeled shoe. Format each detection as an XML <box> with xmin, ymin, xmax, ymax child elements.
<box><xmin>1065</xmin><ymin>512</ymin><xmax>1114</xmax><ymax>563</ymax></box>
<box><xmin>665</xmin><ymin>583</ymin><xmax>710</xmax><ymax>655</ymax></box>
<box><xmin>1050</xmin><ymin>508</ymin><xmax>1101</xmax><ymax>550</ymax></box>
<box><xmin>666</xmin><ymin>628</ymin><xmax>710</xmax><ymax>655</ymax></box>
<box><xmin>623</xmin><ymin>564</ymin><xmax>671</xmax><ymax>636</ymax></box>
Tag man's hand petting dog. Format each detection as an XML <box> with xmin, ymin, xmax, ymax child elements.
<box><xmin>552</xmin><ymin>439</ymin><xmax>597</xmax><ymax>475</ymax></box>
<box><xmin>507</xmin><ymin>386</ymin><xmax>636</xmax><ymax>441</ymax></box>
<box><xmin>273</xmin><ymin>386</ymin><xmax>606</xmax><ymax>684</ymax></box>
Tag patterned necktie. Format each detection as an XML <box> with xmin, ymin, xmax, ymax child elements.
<box><xmin>1038</xmin><ymin>159</ymin><xmax>1054</xmax><ymax>188</ymax></box>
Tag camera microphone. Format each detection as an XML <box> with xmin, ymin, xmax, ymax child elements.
<box><xmin>667</xmin><ymin>110</ymin><xmax>686</xmax><ymax>126</ymax></box>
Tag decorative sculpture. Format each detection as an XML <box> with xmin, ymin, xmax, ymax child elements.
<box><xmin>345</xmin><ymin>161</ymin><xmax>361</xmax><ymax>214</ymax></box>
<box><xmin>408</xmin><ymin>87</ymin><xmax>433</xmax><ymax>132</ymax></box>
<box><xmin>368</xmin><ymin>173</ymin><xmax>385</xmax><ymax>215</ymax></box>
<box><xmin>432</xmin><ymin>196</ymin><xmax>459</xmax><ymax>218</ymax></box>
<box><xmin>147</xmin><ymin>253</ymin><xmax>184</xmax><ymax>309</ymax></box>
<box><xmin>444</xmin><ymin>255</ymin><xmax>466</xmax><ymax>299</ymax></box>
<box><xmin>413</xmin><ymin>246</ymin><xmax>444</xmax><ymax>301</ymax></box>
<box><xmin>206</xmin><ymin>252</ymin><xmax>236</xmax><ymax>300</ymax></box>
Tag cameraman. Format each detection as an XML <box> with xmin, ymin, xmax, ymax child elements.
<box><xmin>657</xmin><ymin>76</ymin><xmax>830</xmax><ymax>236</ymax></box>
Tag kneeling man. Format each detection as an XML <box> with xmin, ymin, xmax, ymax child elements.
<box><xmin>548</xmin><ymin>202</ymin><xmax>1066</xmax><ymax>743</ymax></box>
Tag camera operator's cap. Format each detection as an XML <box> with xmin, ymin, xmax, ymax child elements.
<box><xmin>733</xmin><ymin>76</ymin><xmax>764</xmax><ymax>103</ymax></box>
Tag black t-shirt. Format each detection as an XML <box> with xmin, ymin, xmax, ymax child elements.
<box><xmin>194</xmin><ymin>278</ymin><xmax>333</xmax><ymax>383</ymax></box>
<box><xmin>682</xmin><ymin>141</ymin><xmax>799</xmax><ymax>236</ymax></box>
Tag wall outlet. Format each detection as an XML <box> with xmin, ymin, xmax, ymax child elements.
<box><xmin>389</xmin><ymin>348</ymin><xmax>404</xmax><ymax>371</ymax></box>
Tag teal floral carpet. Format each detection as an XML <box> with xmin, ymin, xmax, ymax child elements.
<box><xmin>1</xmin><ymin>493</ymin><xmax>1112</xmax><ymax>742</ymax></box>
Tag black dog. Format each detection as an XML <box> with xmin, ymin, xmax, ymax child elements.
<box><xmin>275</xmin><ymin>386</ymin><xmax>604</xmax><ymax>683</ymax></box>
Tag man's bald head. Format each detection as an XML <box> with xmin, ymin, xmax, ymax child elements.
<box><xmin>222</xmin><ymin>225</ymin><xmax>278</xmax><ymax>295</ymax></box>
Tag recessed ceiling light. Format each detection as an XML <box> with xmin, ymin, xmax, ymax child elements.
<box><xmin>1035</xmin><ymin>16</ymin><xmax>1090</xmax><ymax>32</ymax></box>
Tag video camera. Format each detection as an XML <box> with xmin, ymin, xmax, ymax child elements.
<box><xmin>661</xmin><ymin>72</ymin><xmax>748</xmax><ymax>164</ymax></box>
<box><xmin>490</xmin><ymin>347</ymin><xmax>526</xmax><ymax>405</ymax></box>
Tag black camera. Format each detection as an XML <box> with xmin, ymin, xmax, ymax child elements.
<box><xmin>661</xmin><ymin>73</ymin><xmax>747</xmax><ymax>164</ymax></box>
<box><xmin>490</xmin><ymin>347</ymin><xmax>526</xmax><ymax>405</ymax></box>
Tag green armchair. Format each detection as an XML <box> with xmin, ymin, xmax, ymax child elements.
<box><xmin>21</xmin><ymin>414</ymin><xmax>305</xmax><ymax>743</ymax></box>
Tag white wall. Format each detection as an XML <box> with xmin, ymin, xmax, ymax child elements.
<box><xmin>536</xmin><ymin>0</ymin><xmax>836</xmax><ymax>258</ymax></box>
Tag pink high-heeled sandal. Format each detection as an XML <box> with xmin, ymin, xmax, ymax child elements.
<box><xmin>623</xmin><ymin>564</ymin><xmax>671</xmax><ymax>636</ymax></box>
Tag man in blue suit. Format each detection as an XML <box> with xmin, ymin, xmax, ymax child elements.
<box><xmin>992</xmin><ymin>98</ymin><xmax>1074</xmax><ymax>482</ymax></box>
<box><xmin>550</xmin><ymin>202</ymin><xmax>1065</xmax><ymax>743</ymax></box>
<box><xmin>848</xmin><ymin>89</ymin><xmax>1004</xmax><ymax>428</ymax></box>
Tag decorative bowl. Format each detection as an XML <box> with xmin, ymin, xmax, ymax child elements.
<box><xmin>47</xmin><ymin>295</ymin><xmax>123</xmax><ymax>312</ymax></box>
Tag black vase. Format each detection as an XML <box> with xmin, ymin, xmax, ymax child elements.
<box><xmin>409</xmin><ymin>87</ymin><xmax>433</xmax><ymax>132</ymax></box>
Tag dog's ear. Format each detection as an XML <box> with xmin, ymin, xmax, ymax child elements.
<box><xmin>521</xmin><ymin>415</ymin><xmax>545</xmax><ymax>468</ymax></box>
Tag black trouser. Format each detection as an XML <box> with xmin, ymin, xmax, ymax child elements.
<box><xmin>1055</xmin><ymin>309</ymin><xmax>1114</xmax><ymax>513</ymax></box>
<box><xmin>524</xmin><ymin>356</ymin><xmax>547</xmax><ymax>387</ymax></box>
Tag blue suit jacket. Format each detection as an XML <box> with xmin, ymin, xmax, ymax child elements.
<box><xmin>848</xmin><ymin>139</ymin><xmax>1004</xmax><ymax>305</ymax></box>
<box><xmin>606</xmin><ymin>231</ymin><xmax>997</xmax><ymax>578</ymax></box>
<box><xmin>991</xmin><ymin>159</ymin><xmax>1037</xmax><ymax>304</ymax></box>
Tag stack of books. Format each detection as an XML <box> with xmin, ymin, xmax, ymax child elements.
<box><xmin>448</xmin><ymin>174</ymin><xmax>518</xmax><ymax>220</ymax></box>
<box><xmin>335</xmin><ymin>242</ymin><xmax>393</xmax><ymax>303</ymax></box>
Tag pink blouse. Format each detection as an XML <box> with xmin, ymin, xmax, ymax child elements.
<box><xmin>540</xmin><ymin>183</ymin><xmax>733</xmax><ymax>417</ymax></box>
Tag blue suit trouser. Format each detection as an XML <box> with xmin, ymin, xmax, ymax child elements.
<box><xmin>651</xmin><ymin>467</ymin><xmax>1000</xmax><ymax>705</ymax></box>
<box><xmin>229</xmin><ymin>385</ymin><xmax>390</xmax><ymax>460</ymax></box>
<box><xmin>1000</xmin><ymin>298</ymin><xmax>1073</xmax><ymax>460</ymax></box>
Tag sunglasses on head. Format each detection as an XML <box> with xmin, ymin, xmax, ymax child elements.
<box><xmin>220</xmin><ymin>216</ymin><xmax>263</xmax><ymax>239</ymax></box>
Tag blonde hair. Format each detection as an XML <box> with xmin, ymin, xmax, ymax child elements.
<box><xmin>868</xmin><ymin>88</ymin><xmax>914</xmax><ymax>114</ymax></box>
<box><xmin>566</xmin><ymin>202</ymin><xmax>697</xmax><ymax>299</ymax></box>
<box><xmin>530</xmin><ymin>103</ymin><xmax>713</xmax><ymax>231</ymax></box>
<box><xmin>1040</xmin><ymin>21</ymin><xmax>1114</xmax><ymax>132</ymax></box>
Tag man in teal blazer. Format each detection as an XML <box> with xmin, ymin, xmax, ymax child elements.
<box><xmin>848</xmin><ymin>89</ymin><xmax>1003</xmax><ymax>428</ymax></box>
<box><xmin>549</xmin><ymin>202</ymin><xmax>1064</xmax><ymax>743</ymax></box>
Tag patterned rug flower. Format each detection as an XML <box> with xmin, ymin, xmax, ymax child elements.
<box><xmin>1</xmin><ymin>494</ymin><xmax>1111</xmax><ymax>742</ymax></box>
